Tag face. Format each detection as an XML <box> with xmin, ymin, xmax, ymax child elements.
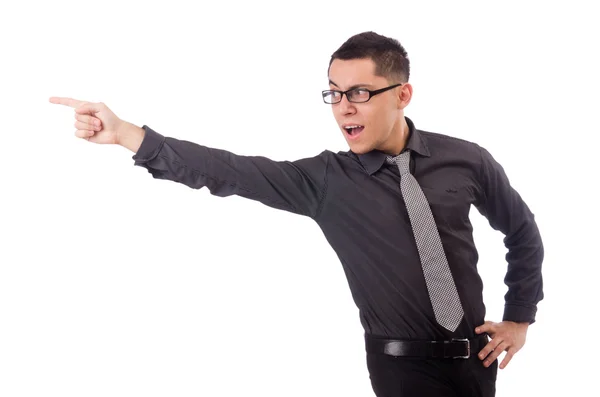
<box><xmin>327</xmin><ymin>58</ymin><xmax>412</xmax><ymax>155</ymax></box>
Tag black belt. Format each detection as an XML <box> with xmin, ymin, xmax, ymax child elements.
<box><xmin>365</xmin><ymin>334</ymin><xmax>488</xmax><ymax>359</ymax></box>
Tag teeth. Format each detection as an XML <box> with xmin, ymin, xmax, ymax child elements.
<box><xmin>345</xmin><ymin>125</ymin><xmax>362</xmax><ymax>129</ymax></box>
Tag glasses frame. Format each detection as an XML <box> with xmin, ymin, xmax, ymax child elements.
<box><xmin>322</xmin><ymin>83</ymin><xmax>404</xmax><ymax>104</ymax></box>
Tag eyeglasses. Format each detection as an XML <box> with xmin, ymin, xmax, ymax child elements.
<box><xmin>322</xmin><ymin>83</ymin><xmax>404</xmax><ymax>104</ymax></box>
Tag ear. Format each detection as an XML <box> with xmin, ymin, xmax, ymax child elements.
<box><xmin>397</xmin><ymin>83</ymin><xmax>413</xmax><ymax>110</ymax></box>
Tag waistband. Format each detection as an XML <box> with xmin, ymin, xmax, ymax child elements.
<box><xmin>364</xmin><ymin>334</ymin><xmax>489</xmax><ymax>359</ymax></box>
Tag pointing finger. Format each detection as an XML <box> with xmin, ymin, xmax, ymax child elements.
<box><xmin>49</xmin><ymin>97</ymin><xmax>86</xmax><ymax>108</ymax></box>
<box><xmin>74</xmin><ymin>101</ymin><xmax>104</xmax><ymax>115</ymax></box>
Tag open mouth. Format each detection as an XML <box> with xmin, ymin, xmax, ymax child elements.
<box><xmin>344</xmin><ymin>125</ymin><xmax>364</xmax><ymax>139</ymax></box>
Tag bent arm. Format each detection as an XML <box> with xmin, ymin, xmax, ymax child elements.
<box><xmin>129</xmin><ymin>124</ymin><xmax>329</xmax><ymax>218</ymax></box>
<box><xmin>475</xmin><ymin>146</ymin><xmax>544</xmax><ymax>324</ymax></box>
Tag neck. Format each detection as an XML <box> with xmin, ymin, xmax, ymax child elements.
<box><xmin>382</xmin><ymin>115</ymin><xmax>410</xmax><ymax>155</ymax></box>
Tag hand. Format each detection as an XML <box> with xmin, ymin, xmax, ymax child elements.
<box><xmin>49</xmin><ymin>97</ymin><xmax>125</xmax><ymax>145</ymax></box>
<box><xmin>475</xmin><ymin>320</ymin><xmax>528</xmax><ymax>369</ymax></box>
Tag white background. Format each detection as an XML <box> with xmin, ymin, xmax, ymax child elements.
<box><xmin>1</xmin><ymin>0</ymin><xmax>598</xmax><ymax>396</ymax></box>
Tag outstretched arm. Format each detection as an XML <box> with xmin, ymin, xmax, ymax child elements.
<box><xmin>130</xmin><ymin>124</ymin><xmax>329</xmax><ymax>218</ymax></box>
<box><xmin>50</xmin><ymin>97</ymin><xmax>330</xmax><ymax>219</ymax></box>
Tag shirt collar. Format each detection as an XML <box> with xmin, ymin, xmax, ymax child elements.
<box><xmin>355</xmin><ymin>116</ymin><xmax>431</xmax><ymax>175</ymax></box>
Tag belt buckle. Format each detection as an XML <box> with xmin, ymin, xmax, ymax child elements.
<box><xmin>450</xmin><ymin>338</ymin><xmax>470</xmax><ymax>359</ymax></box>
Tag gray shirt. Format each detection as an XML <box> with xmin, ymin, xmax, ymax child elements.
<box><xmin>131</xmin><ymin>116</ymin><xmax>543</xmax><ymax>340</ymax></box>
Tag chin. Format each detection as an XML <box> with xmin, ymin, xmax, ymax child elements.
<box><xmin>349</xmin><ymin>144</ymin><xmax>371</xmax><ymax>155</ymax></box>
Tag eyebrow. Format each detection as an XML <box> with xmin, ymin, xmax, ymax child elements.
<box><xmin>328</xmin><ymin>79</ymin><xmax>374</xmax><ymax>90</ymax></box>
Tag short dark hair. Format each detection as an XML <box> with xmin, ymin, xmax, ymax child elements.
<box><xmin>328</xmin><ymin>31</ymin><xmax>410</xmax><ymax>83</ymax></box>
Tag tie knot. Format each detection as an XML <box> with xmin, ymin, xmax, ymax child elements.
<box><xmin>386</xmin><ymin>150</ymin><xmax>411</xmax><ymax>175</ymax></box>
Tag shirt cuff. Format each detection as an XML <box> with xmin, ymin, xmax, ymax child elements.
<box><xmin>132</xmin><ymin>125</ymin><xmax>166</xmax><ymax>163</ymax></box>
<box><xmin>502</xmin><ymin>303</ymin><xmax>537</xmax><ymax>324</ymax></box>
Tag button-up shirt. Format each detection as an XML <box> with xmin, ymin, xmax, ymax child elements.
<box><xmin>132</xmin><ymin>116</ymin><xmax>544</xmax><ymax>340</ymax></box>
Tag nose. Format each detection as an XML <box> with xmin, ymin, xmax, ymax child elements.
<box><xmin>337</xmin><ymin>93</ymin><xmax>356</xmax><ymax>115</ymax></box>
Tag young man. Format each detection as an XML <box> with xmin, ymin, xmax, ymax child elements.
<box><xmin>50</xmin><ymin>31</ymin><xmax>543</xmax><ymax>397</ymax></box>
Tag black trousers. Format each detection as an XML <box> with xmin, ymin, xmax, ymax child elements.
<box><xmin>366</xmin><ymin>347</ymin><xmax>498</xmax><ymax>396</ymax></box>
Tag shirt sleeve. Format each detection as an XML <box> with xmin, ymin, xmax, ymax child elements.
<box><xmin>131</xmin><ymin>125</ymin><xmax>330</xmax><ymax>219</ymax></box>
<box><xmin>475</xmin><ymin>145</ymin><xmax>544</xmax><ymax>324</ymax></box>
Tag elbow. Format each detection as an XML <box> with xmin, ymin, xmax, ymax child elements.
<box><xmin>503</xmin><ymin>216</ymin><xmax>544</xmax><ymax>264</ymax></box>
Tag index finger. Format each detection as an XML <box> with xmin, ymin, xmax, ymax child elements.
<box><xmin>48</xmin><ymin>97</ymin><xmax>86</xmax><ymax>108</ymax></box>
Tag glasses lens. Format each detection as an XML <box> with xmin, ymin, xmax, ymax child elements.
<box><xmin>323</xmin><ymin>91</ymin><xmax>341</xmax><ymax>104</ymax></box>
<box><xmin>347</xmin><ymin>89</ymin><xmax>370</xmax><ymax>103</ymax></box>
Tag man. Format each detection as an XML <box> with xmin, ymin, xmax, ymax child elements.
<box><xmin>50</xmin><ymin>31</ymin><xmax>543</xmax><ymax>396</ymax></box>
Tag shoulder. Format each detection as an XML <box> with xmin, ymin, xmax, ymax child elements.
<box><xmin>419</xmin><ymin>128</ymin><xmax>482</xmax><ymax>154</ymax></box>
